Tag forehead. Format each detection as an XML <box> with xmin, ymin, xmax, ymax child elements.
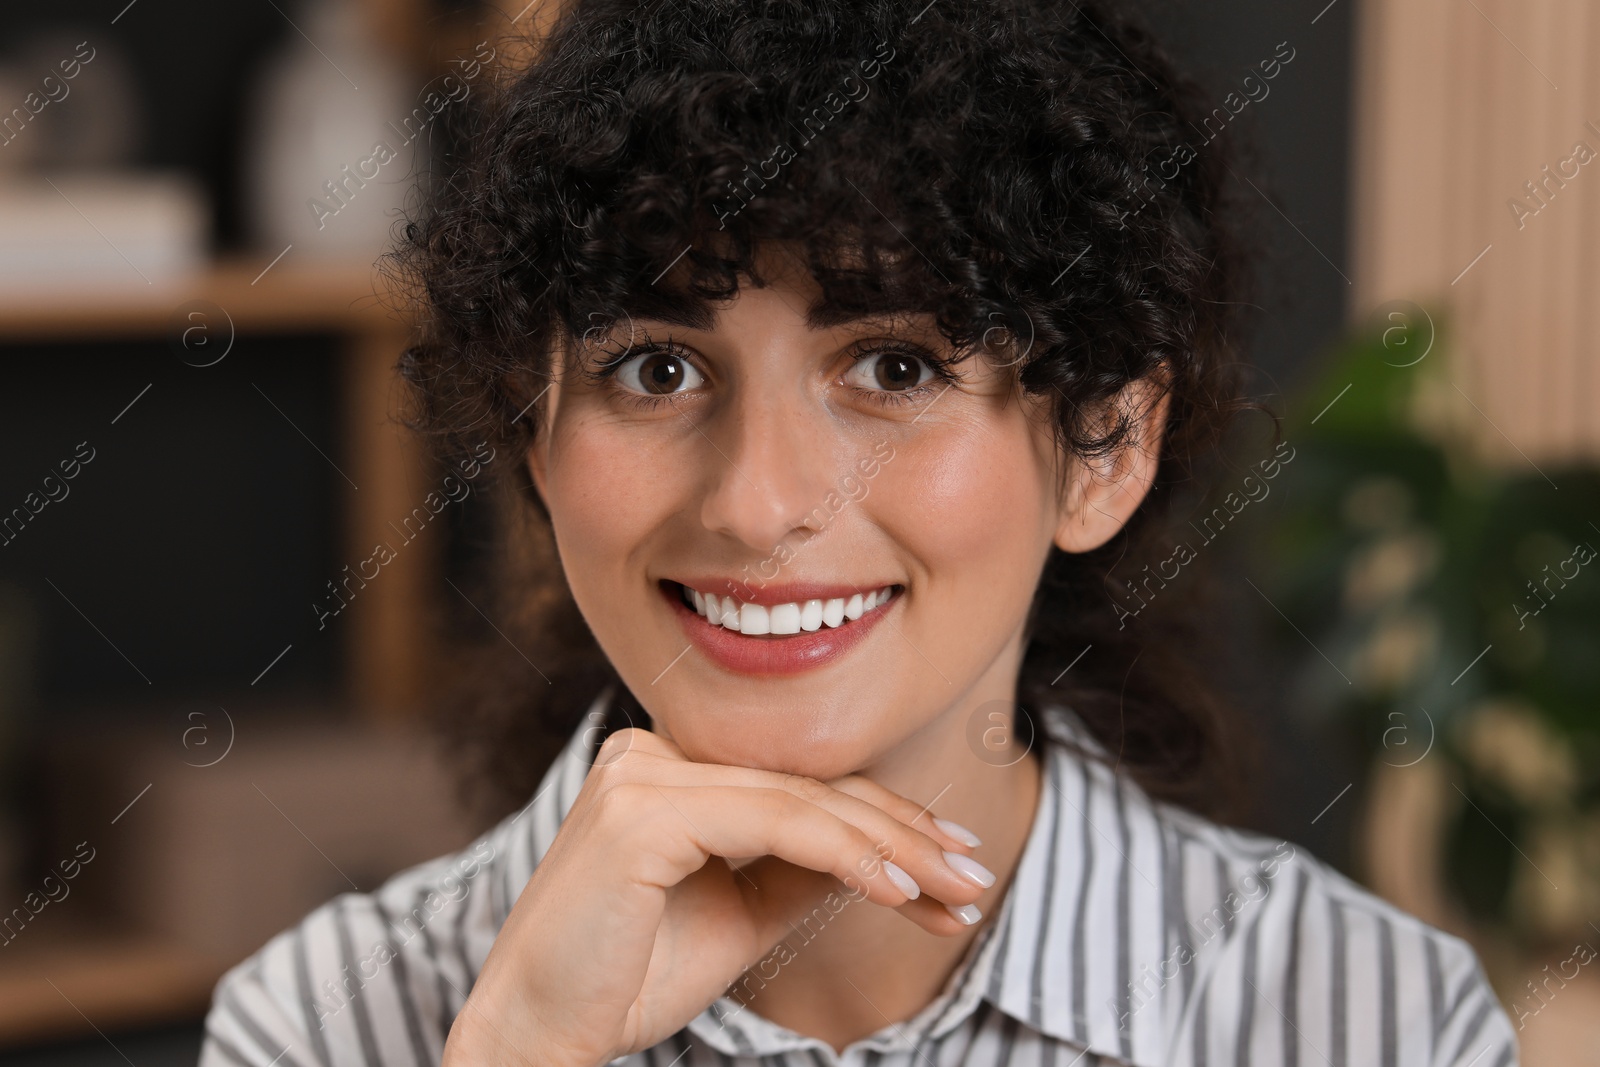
<box><xmin>617</xmin><ymin>299</ymin><xmax>938</xmax><ymax>338</ymax></box>
<box><xmin>591</xmin><ymin>241</ymin><xmax>943</xmax><ymax>336</ymax></box>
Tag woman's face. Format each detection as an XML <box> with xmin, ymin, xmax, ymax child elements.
<box><xmin>528</xmin><ymin>251</ymin><xmax>1149</xmax><ymax>779</ymax></box>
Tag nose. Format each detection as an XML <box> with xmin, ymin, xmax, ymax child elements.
<box><xmin>697</xmin><ymin>383</ymin><xmax>838</xmax><ymax>554</ymax></box>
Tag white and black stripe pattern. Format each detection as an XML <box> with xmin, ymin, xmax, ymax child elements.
<box><xmin>201</xmin><ymin>690</ymin><xmax>1518</xmax><ymax>1067</ymax></box>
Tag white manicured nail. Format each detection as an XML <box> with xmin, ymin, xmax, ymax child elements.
<box><xmin>932</xmin><ymin>816</ymin><xmax>982</xmax><ymax>847</ymax></box>
<box><xmin>947</xmin><ymin>903</ymin><xmax>983</xmax><ymax>925</ymax></box>
<box><xmin>882</xmin><ymin>861</ymin><xmax>920</xmax><ymax>900</ymax></box>
<box><xmin>943</xmin><ymin>851</ymin><xmax>996</xmax><ymax>888</ymax></box>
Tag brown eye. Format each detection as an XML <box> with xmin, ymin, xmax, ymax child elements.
<box><xmin>614</xmin><ymin>348</ymin><xmax>705</xmax><ymax>396</ymax></box>
<box><xmin>846</xmin><ymin>348</ymin><xmax>935</xmax><ymax>393</ymax></box>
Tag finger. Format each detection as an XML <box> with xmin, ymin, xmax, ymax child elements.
<box><xmin>896</xmin><ymin>891</ymin><xmax>989</xmax><ymax>935</ymax></box>
<box><xmin>752</xmin><ymin>774</ymin><xmax>989</xmax><ymax>908</ymax></box>
<box><xmin>606</xmin><ymin>783</ymin><xmax>920</xmax><ymax>910</ymax></box>
<box><xmin>790</xmin><ymin>787</ymin><xmax>990</xmax><ymax>910</ymax></box>
<box><xmin>824</xmin><ymin>776</ymin><xmax>981</xmax><ymax>853</ymax></box>
<box><xmin>589</xmin><ymin>733</ymin><xmax>975</xmax><ymax>855</ymax></box>
<box><xmin>593</xmin><ymin>726</ymin><xmax>684</xmax><ymax>767</ymax></box>
<box><xmin>589</xmin><ymin>760</ymin><xmax>990</xmax><ymax>909</ymax></box>
<box><xmin>735</xmin><ymin>857</ymin><xmax>977</xmax><ymax>943</ymax></box>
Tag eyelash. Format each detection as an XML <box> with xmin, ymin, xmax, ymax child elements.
<box><xmin>847</xmin><ymin>340</ymin><xmax>962</xmax><ymax>407</ymax></box>
<box><xmin>584</xmin><ymin>339</ymin><xmax>695</xmax><ymax>412</ymax></box>
<box><xmin>585</xmin><ymin>338</ymin><xmax>961</xmax><ymax>410</ymax></box>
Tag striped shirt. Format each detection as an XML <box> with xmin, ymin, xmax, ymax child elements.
<box><xmin>200</xmin><ymin>690</ymin><xmax>1518</xmax><ymax>1067</ymax></box>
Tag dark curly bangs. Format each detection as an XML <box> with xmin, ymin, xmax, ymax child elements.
<box><xmin>395</xmin><ymin>0</ymin><xmax>1255</xmax><ymax>820</ymax></box>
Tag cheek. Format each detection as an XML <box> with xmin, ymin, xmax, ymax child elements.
<box><xmin>538</xmin><ymin>416</ymin><xmax>677</xmax><ymax>585</ymax></box>
<box><xmin>878</xmin><ymin>414</ymin><xmax>1055</xmax><ymax>564</ymax></box>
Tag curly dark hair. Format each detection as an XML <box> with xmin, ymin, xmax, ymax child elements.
<box><xmin>393</xmin><ymin>0</ymin><xmax>1258</xmax><ymax>822</ymax></box>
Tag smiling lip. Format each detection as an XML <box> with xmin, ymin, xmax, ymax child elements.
<box><xmin>660</xmin><ymin>579</ymin><xmax>901</xmax><ymax>676</ymax></box>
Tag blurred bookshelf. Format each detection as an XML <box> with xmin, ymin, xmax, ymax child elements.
<box><xmin>0</xmin><ymin>930</ymin><xmax>220</xmax><ymax>1048</ymax></box>
<box><xmin>0</xmin><ymin>258</ymin><xmax>440</xmax><ymax>718</ymax></box>
<box><xmin>0</xmin><ymin>711</ymin><xmax>479</xmax><ymax>1047</ymax></box>
<box><xmin>0</xmin><ymin>258</ymin><xmax>392</xmax><ymax>340</ymax></box>
<box><xmin>0</xmin><ymin>0</ymin><xmax>537</xmax><ymax>1046</ymax></box>
<box><xmin>0</xmin><ymin>255</ymin><xmax>466</xmax><ymax>1048</ymax></box>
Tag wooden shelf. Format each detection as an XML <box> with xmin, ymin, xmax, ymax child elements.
<box><xmin>0</xmin><ymin>6</ymin><xmax>495</xmax><ymax>1054</ymax></box>
<box><xmin>0</xmin><ymin>928</ymin><xmax>226</xmax><ymax>1047</ymax></box>
<box><xmin>0</xmin><ymin>257</ymin><xmax>405</xmax><ymax>342</ymax></box>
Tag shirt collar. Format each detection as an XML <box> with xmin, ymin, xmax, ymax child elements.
<box><xmin>981</xmin><ymin>703</ymin><xmax>1169</xmax><ymax>1064</ymax></box>
<box><xmin>541</xmin><ymin>690</ymin><xmax>1168</xmax><ymax>1065</ymax></box>
<box><xmin>683</xmin><ymin>892</ymin><xmax>1010</xmax><ymax>1058</ymax></box>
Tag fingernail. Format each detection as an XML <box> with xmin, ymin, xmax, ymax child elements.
<box><xmin>946</xmin><ymin>902</ymin><xmax>983</xmax><ymax>925</ymax></box>
<box><xmin>943</xmin><ymin>851</ymin><xmax>996</xmax><ymax>888</ymax></box>
<box><xmin>932</xmin><ymin>816</ymin><xmax>982</xmax><ymax>847</ymax></box>
<box><xmin>882</xmin><ymin>861</ymin><xmax>921</xmax><ymax>900</ymax></box>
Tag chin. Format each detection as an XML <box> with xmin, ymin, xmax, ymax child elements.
<box><xmin>648</xmin><ymin>690</ymin><xmax>901</xmax><ymax>780</ymax></box>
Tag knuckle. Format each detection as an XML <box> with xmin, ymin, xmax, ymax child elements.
<box><xmin>766</xmin><ymin>790</ymin><xmax>825</xmax><ymax>840</ymax></box>
<box><xmin>853</xmin><ymin>836</ymin><xmax>887</xmax><ymax>876</ymax></box>
<box><xmin>595</xmin><ymin>727</ymin><xmax>643</xmax><ymax>766</ymax></box>
<box><xmin>591</xmin><ymin>780</ymin><xmax>652</xmax><ymax>829</ymax></box>
<box><xmin>765</xmin><ymin>788</ymin><xmax>807</xmax><ymax>822</ymax></box>
<box><xmin>782</xmin><ymin>773</ymin><xmax>829</xmax><ymax>803</ymax></box>
<box><xmin>590</xmin><ymin>754</ymin><xmax>636</xmax><ymax>790</ymax></box>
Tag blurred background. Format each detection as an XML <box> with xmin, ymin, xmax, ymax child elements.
<box><xmin>0</xmin><ymin>0</ymin><xmax>1593</xmax><ymax>1063</ymax></box>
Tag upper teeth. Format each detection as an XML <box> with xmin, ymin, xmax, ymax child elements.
<box><xmin>683</xmin><ymin>584</ymin><xmax>898</xmax><ymax>634</ymax></box>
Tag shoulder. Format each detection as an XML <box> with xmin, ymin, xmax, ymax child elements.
<box><xmin>199</xmin><ymin>833</ymin><xmax>504</xmax><ymax>1066</ymax></box>
<box><xmin>199</xmin><ymin>713</ymin><xmax>603</xmax><ymax>1067</ymax></box>
<box><xmin>200</xmin><ymin>691</ymin><xmax>611</xmax><ymax>1066</ymax></box>
<box><xmin>1148</xmin><ymin>799</ymin><xmax>1518</xmax><ymax>1067</ymax></box>
<box><xmin>1037</xmin><ymin>704</ymin><xmax>1515</xmax><ymax>1066</ymax></box>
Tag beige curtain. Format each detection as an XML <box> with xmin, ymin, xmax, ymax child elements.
<box><xmin>1353</xmin><ymin>0</ymin><xmax>1600</xmax><ymax>463</ymax></box>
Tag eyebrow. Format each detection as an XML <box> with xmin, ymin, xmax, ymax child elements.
<box><xmin>623</xmin><ymin>300</ymin><xmax>929</xmax><ymax>333</ymax></box>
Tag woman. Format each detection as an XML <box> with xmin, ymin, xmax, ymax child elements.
<box><xmin>202</xmin><ymin>0</ymin><xmax>1517</xmax><ymax>1064</ymax></box>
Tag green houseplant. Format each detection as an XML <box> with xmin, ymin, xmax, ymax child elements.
<box><xmin>1255</xmin><ymin>306</ymin><xmax>1600</xmax><ymax>956</ymax></box>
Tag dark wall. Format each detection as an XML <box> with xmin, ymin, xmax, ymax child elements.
<box><xmin>1156</xmin><ymin>0</ymin><xmax>1363</xmax><ymax>865</ymax></box>
<box><xmin>0</xmin><ymin>341</ymin><xmax>342</xmax><ymax>712</ymax></box>
<box><xmin>1158</xmin><ymin>0</ymin><xmax>1354</xmax><ymax>385</ymax></box>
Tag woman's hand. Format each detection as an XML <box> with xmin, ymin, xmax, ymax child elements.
<box><xmin>441</xmin><ymin>728</ymin><xmax>990</xmax><ymax>1067</ymax></box>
